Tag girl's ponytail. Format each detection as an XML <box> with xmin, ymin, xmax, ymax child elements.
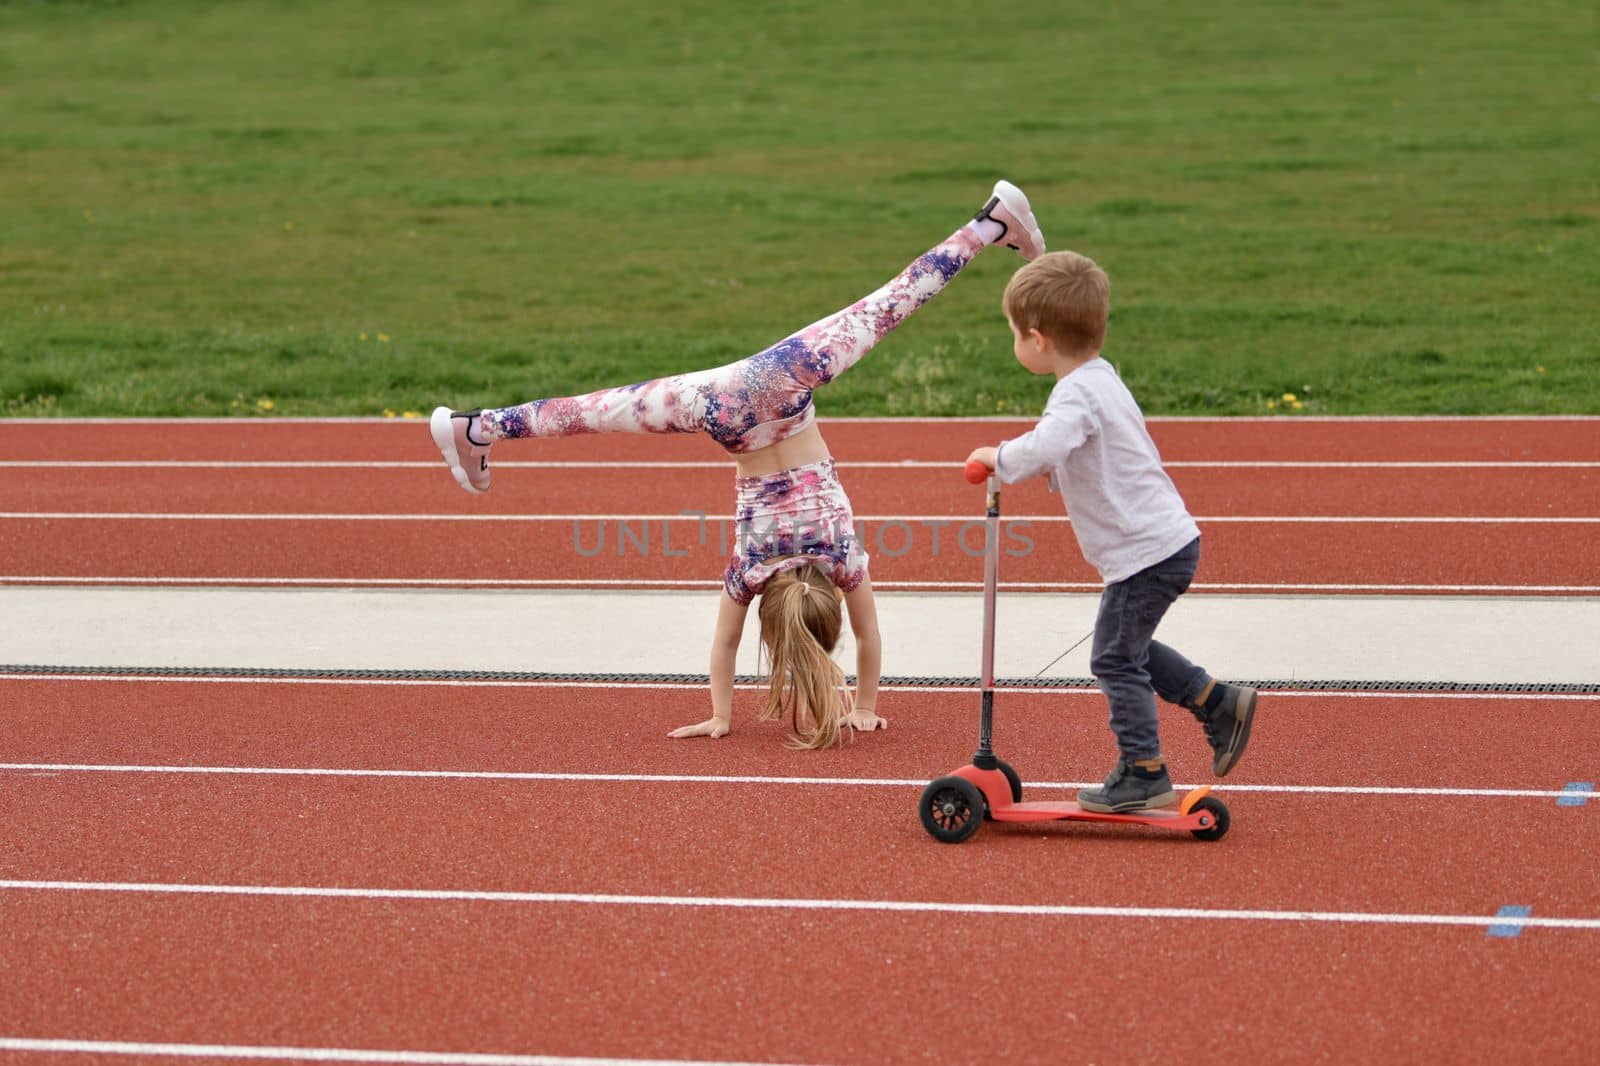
<box><xmin>757</xmin><ymin>565</ymin><xmax>847</xmax><ymax>749</ymax></box>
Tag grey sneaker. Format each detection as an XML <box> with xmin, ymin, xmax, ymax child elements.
<box><xmin>429</xmin><ymin>406</ymin><xmax>491</xmax><ymax>494</ymax></box>
<box><xmin>1202</xmin><ymin>684</ymin><xmax>1258</xmax><ymax>777</ymax></box>
<box><xmin>1077</xmin><ymin>758</ymin><xmax>1177</xmax><ymax>813</ymax></box>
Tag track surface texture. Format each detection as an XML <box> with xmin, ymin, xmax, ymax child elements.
<box><xmin>2</xmin><ymin>417</ymin><xmax>1598</xmax><ymax>1064</ymax></box>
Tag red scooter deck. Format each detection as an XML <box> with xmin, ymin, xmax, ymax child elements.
<box><xmin>955</xmin><ymin>765</ymin><xmax>1223</xmax><ymax>831</ymax></box>
<box><xmin>921</xmin><ymin>762</ymin><xmax>1230</xmax><ymax>843</ymax></box>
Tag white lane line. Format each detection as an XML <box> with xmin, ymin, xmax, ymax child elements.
<box><xmin>3</xmin><ymin>576</ymin><xmax>1596</xmax><ymax>593</ymax></box>
<box><xmin>0</xmin><ymin>1038</ymin><xmax>805</xmax><ymax>1066</ymax></box>
<box><xmin>1</xmin><ymin>673</ymin><xmax>1595</xmax><ymax>700</ymax></box>
<box><xmin>4</xmin><ymin>459</ymin><xmax>1598</xmax><ymax>470</ymax></box>
<box><xmin>3</xmin><ymin>878</ymin><xmax>1598</xmax><ymax>930</ymax></box>
<box><xmin>0</xmin><ymin>762</ymin><xmax>1582</xmax><ymax>800</ymax></box>
<box><xmin>3</xmin><ymin>511</ymin><xmax>1596</xmax><ymax>524</ymax></box>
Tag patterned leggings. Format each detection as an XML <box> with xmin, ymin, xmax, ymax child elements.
<box><xmin>476</xmin><ymin>225</ymin><xmax>988</xmax><ymax>453</ymax></box>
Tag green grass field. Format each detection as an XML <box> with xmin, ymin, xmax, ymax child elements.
<box><xmin>2</xmin><ymin>0</ymin><xmax>1595</xmax><ymax>417</ymax></box>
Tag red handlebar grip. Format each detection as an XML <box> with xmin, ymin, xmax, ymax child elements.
<box><xmin>964</xmin><ymin>459</ymin><xmax>990</xmax><ymax>485</ymax></box>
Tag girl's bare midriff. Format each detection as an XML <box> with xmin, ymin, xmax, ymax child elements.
<box><xmin>731</xmin><ymin>420</ymin><xmax>831</xmax><ymax>478</ymax></box>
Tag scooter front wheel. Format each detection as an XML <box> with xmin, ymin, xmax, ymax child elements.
<box><xmin>919</xmin><ymin>776</ymin><xmax>985</xmax><ymax>843</ymax></box>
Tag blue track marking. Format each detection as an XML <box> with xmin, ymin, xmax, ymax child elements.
<box><xmin>1557</xmin><ymin>782</ymin><xmax>1594</xmax><ymax>807</ymax></box>
<box><xmin>1488</xmin><ymin>905</ymin><xmax>1533</xmax><ymax>938</ymax></box>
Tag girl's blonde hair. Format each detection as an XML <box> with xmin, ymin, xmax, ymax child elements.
<box><xmin>756</xmin><ymin>563</ymin><xmax>847</xmax><ymax>749</ymax></box>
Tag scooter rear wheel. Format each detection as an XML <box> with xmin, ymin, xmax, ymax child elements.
<box><xmin>1188</xmin><ymin>796</ymin><xmax>1231</xmax><ymax>841</ymax></box>
<box><xmin>982</xmin><ymin>759</ymin><xmax>1024</xmax><ymax>819</ymax></box>
<box><xmin>919</xmin><ymin>776</ymin><xmax>984</xmax><ymax>843</ymax></box>
<box><xmin>995</xmin><ymin>758</ymin><xmax>1023</xmax><ymax>804</ymax></box>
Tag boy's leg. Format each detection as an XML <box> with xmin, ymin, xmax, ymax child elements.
<box><xmin>1076</xmin><ymin>548</ymin><xmax>1198</xmax><ymax>812</ymax></box>
<box><xmin>1148</xmin><ymin>640</ymin><xmax>1209</xmax><ymax>708</ymax></box>
<box><xmin>1140</xmin><ymin>540</ymin><xmax>1259</xmax><ymax>777</ymax></box>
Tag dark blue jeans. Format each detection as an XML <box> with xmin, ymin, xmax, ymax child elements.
<box><xmin>1089</xmin><ymin>537</ymin><xmax>1210</xmax><ymax>761</ymax></box>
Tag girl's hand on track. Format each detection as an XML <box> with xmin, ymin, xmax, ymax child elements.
<box><xmin>844</xmin><ymin>707</ymin><xmax>888</xmax><ymax>732</ymax></box>
<box><xmin>668</xmin><ymin>717</ymin><xmax>731</xmax><ymax>740</ymax></box>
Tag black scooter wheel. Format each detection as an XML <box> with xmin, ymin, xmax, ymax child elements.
<box><xmin>995</xmin><ymin>758</ymin><xmax>1024</xmax><ymax>804</ymax></box>
<box><xmin>1189</xmin><ymin>796</ymin><xmax>1231</xmax><ymax>841</ymax></box>
<box><xmin>920</xmin><ymin>776</ymin><xmax>985</xmax><ymax>843</ymax></box>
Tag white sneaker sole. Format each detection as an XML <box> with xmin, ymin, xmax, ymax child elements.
<box><xmin>991</xmin><ymin>180</ymin><xmax>1046</xmax><ymax>260</ymax></box>
<box><xmin>429</xmin><ymin>405</ymin><xmax>485</xmax><ymax>494</ymax></box>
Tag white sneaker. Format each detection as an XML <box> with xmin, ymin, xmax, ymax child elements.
<box><xmin>429</xmin><ymin>406</ymin><xmax>491</xmax><ymax>493</ymax></box>
<box><xmin>974</xmin><ymin>180</ymin><xmax>1046</xmax><ymax>260</ymax></box>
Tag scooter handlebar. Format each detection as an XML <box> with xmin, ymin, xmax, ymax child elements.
<box><xmin>964</xmin><ymin>459</ymin><xmax>991</xmax><ymax>485</ymax></box>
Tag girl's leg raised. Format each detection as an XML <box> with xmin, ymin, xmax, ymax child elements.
<box><xmin>754</xmin><ymin>181</ymin><xmax>1044</xmax><ymax>393</ymax></box>
<box><xmin>427</xmin><ymin>363</ymin><xmax>738</xmax><ymax>492</ymax></box>
<box><xmin>428</xmin><ymin>181</ymin><xmax>1044</xmax><ymax>491</ymax></box>
<box><xmin>475</xmin><ymin>368</ymin><xmax>724</xmax><ymax>440</ymax></box>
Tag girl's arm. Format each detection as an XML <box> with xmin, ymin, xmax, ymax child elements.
<box><xmin>668</xmin><ymin>593</ymin><xmax>749</xmax><ymax>739</ymax></box>
<box><xmin>842</xmin><ymin>578</ymin><xmax>886</xmax><ymax>731</ymax></box>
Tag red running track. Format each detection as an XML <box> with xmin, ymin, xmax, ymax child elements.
<box><xmin>7</xmin><ymin>678</ymin><xmax>1597</xmax><ymax>796</ymax></box>
<box><xmin>3</xmin><ymin>678</ymin><xmax>1600</xmax><ymax>1062</ymax></box>
<box><xmin>5</xmin><ymin>416</ymin><xmax>1599</xmax><ymax>462</ymax></box>
<box><xmin>3</xmin><ymin>513</ymin><xmax>1595</xmax><ymax>589</ymax></box>
<box><xmin>4</xmin><ymin>417</ymin><xmax>1599</xmax><ymax>1062</ymax></box>
<box><xmin>4</xmin><ymin>464</ymin><xmax>1599</xmax><ymax>517</ymax></box>
<box><xmin>6</xmin><ymin>893</ymin><xmax>1593</xmax><ymax>1064</ymax></box>
<box><xmin>7</xmin><ymin>685</ymin><xmax>1600</xmax><ymax>912</ymax></box>
<box><xmin>3</xmin><ymin>418</ymin><xmax>1596</xmax><ymax>592</ymax></box>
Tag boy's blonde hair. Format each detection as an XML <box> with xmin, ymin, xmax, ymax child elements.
<box><xmin>1002</xmin><ymin>250</ymin><xmax>1110</xmax><ymax>356</ymax></box>
<box><xmin>757</xmin><ymin>564</ymin><xmax>847</xmax><ymax>749</ymax></box>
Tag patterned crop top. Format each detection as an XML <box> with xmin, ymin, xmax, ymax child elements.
<box><xmin>722</xmin><ymin>458</ymin><xmax>870</xmax><ymax>605</ymax></box>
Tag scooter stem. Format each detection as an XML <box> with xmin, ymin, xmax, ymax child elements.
<box><xmin>974</xmin><ymin>473</ymin><xmax>1000</xmax><ymax>769</ymax></box>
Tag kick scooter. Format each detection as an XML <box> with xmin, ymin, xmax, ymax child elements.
<box><xmin>917</xmin><ymin>461</ymin><xmax>1230</xmax><ymax>844</ymax></box>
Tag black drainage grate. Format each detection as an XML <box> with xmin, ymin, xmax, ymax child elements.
<box><xmin>3</xmin><ymin>664</ymin><xmax>1597</xmax><ymax>695</ymax></box>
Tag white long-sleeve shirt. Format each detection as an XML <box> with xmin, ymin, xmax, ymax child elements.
<box><xmin>996</xmin><ymin>357</ymin><xmax>1199</xmax><ymax>585</ymax></box>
